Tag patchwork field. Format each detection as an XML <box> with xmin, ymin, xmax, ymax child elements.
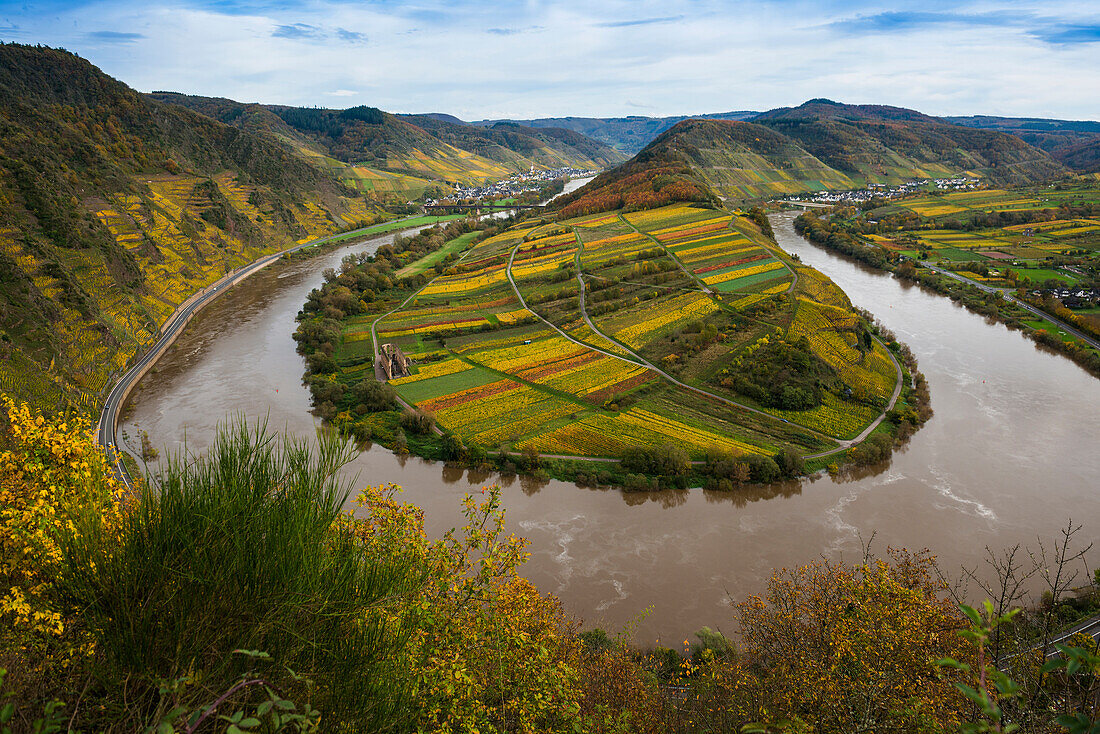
<box><xmin>330</xmin><ymin>202</ymin><xmax>901</xmax><ymax>462</ymax></box>
<box><xmin>862</xmin><ymin>184</ymin><xmax>1100</xmax><ymax>273</ymax></box>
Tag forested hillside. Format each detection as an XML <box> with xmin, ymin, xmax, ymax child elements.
<box><xmin>754</xmin><ymin>99</ymin><xmax>1068</xmax><ymax>185</ymax></box>
<box><xmin>152</xmin><ymin>93</ymin><xmax>625</xmax><ymax>197</ymax></box>
<box><xmin>472</xmin><ymin>110</ymin><xmax>760</xmax><ymax>154</ymax></box>
<box><xmin>945</xmin><ymin>114</ymin><xmax>1100</xmax><ymax>170</ymax></box>
<box><xmin>556</xmin><ymin>102</ymin><xmax>1069</xmax><ymax>214</ymax></box>
<box><xmin>0</xmin><ymin>43</ymin><xmax>381</xmax><ymax>414</ymax></box>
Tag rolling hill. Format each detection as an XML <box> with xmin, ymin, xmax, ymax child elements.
<box><xmin>944</xmin><ymin>114</ymin><xmax>1100</xmax><ymax>171</ymax></box>
<box><xmin>152</xmin><ymin>93</ymin><xmax>625</xmax><ymax>200</ymax></box>
<box><xmin>753</xmin><ymin>100</ymin><xmax>1069</xmax><ymax>185</ymax></box>
<box><xmin>555</xmin><ymin>101</ymin><xmax>1069</xmax><ymax>214</ymax></box>
<box><xmin>0</xmin><ymin>44</ymin><xmax>381</xmax><ymax>414</ymax></box>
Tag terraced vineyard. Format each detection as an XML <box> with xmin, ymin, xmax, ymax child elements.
<box><xmin>324</xmin><ymin>203</ymin><xmax>904</xmax><ymax>465</ymax></box>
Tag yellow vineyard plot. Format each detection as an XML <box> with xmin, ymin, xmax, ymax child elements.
<box><xmin>391</xmin><ymin>358</ymin><xmax>472</xmax><ymax>386</ymax></box>
<box><xmin>418</xmin><ymin>267</ymin><xmax>509</xmax><ymax>296</ymax></box>
<box><xmin>612</xmin><ymin>292</ymin><xmax>719</xmax><ymax>349</ymax></box>
<box><xmin>470</xmin><ymin>335</ymin><xmax>581</xmax><ymax>374</ymax></box>
<box><xmin>702</xmin><ymin>260</ymin><xmax>784</xmax><ymax>286</ymax></box>
<box><xmin>495</xmin><ymin>308</ymin><xmax>534</xmax><ymax>324</ymax></box>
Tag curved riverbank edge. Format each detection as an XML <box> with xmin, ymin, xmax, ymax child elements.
<box><xmin>790</xmin><ymin>210</ymin><xmax>1100</xmax><ymax>381</ymax></box>
<box><xmin>95</xmin><ymin>220</ymin><xmax>432</xmax><ymax>487</ymax></box>
<box><xmin>296</xmin><ymin>209</ymin><xmax>930</xmax><ymax>490</ymax></box>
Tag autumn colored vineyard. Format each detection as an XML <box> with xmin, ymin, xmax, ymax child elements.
<box><xmin>313</xmin><ymin>202</ymin><xmax>906</xmax><ymax>467</ymax></box>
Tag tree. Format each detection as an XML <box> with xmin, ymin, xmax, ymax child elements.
<box><xmin>621</xmin><ymin>442</ymin><xmax>690</xmax><ymax>478</ymax></box>
<box><xmin>733</xmin><ymin>550</ymin><xmax>973</xmax><ymax>732</ymax></box>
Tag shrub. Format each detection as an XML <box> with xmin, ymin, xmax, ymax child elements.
<box><xmin>57</xmin><ymin>419</ymin><xmax>419</xmax><ymax>729</ymax></box>
<box><xmin>0</xmin><ymin>396</ymin><xmax>123</xmax><ymax>670</ymax></box>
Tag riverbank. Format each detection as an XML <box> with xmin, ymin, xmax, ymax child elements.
<box><xmin>295</xmin><ymin>203</ymin><xmax>926</xmax><ymax>490</ymax></box>
<box><xmin>120</xmin><ymin>208</ymin><xmax>1100</xmax><ymax>645</ymax></box>
<box><xmin>793</xmin><ymin>210</ymin><xmax>1100</xmax><ymax>380</ymax></box>
<box><xmin>100</xmin><ymin>216</ymin><xmax>470</xmax><ymax>483</ymax></box>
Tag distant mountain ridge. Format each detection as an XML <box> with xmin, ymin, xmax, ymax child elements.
<box><xmin>477</xmin><ymin>103</ymin><xmax>1100</xmax><ymax>174</ymax></box>
<box><xmin>553</xmin><ymin>100</ymin><xmax>1069</xmax><ymax>216</ymax></box>
<box><xmin>943</xmin><ymin>114</ymin><xmax>1100</xmax><ymax>172</ymax></box>
<box><xmin>152</xmin><ymin>92</ymin><xmax>625</xmax><ymax>193</ymax></box>
<box><xmin>470</xmin><ymin>111</ymin><xmax>760</xmax><ymax>154</ymax></box>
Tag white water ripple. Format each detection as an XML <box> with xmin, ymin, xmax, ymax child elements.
<box><xmin>929</xmin><ymin>467</ymin><xmax>997</xmax><ymax>523</ymax></box>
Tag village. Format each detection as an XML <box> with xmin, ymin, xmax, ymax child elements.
<box><xmin>784</xmin><ymin>176</ymin><xmax>980</xmax><ymax>206</ymax></box>
<box><xmin>425</xmin><ymin>165</ymin><xmax>598</xmax><ymax>206</ymax></box>
<box><xmin>1040</xmin><ymin>285</ymin><xmax>1100</xmax><ymax>308</ymax></box>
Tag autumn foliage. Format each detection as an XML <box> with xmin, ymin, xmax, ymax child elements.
<box><xmin>0</xmin><ymin>396</ymin><xmax>122</xmax><ymax>662</ymax></box>
<box><xmin>556</xmin><ymin>163</ymin><xmax>714</xmax><ymax>219</ymax></box>
<box><xmin>3</xmin><ymin>398</ymin><xmax>1089</xmax><ymax>733</ymax></box>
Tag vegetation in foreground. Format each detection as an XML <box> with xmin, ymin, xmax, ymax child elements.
<box><xmin>294</xmin><ymin>202</ymin><xmax>924</xmax><ymax>487</ymax></box>
<box><xmin>2</xmin><ymin>399</ymin><xmax>1097</xmax><ymax>732</ymax></box>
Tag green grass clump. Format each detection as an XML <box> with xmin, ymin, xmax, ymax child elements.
<box><xmin>58</xmin><ymin>419</ymin><xmax>419</xmax><ymax>729</ymax></box>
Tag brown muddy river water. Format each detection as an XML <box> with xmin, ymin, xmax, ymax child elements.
<box><xmin>121</xmin><ymin>211</ymin><xmax>1100</xmax><ymax>645</ymax></box>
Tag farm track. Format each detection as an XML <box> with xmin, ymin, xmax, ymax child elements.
<box><xmin>371</xmin><ymin>210</ymin><xmax>908</xmax><ymax>465</ymax></box>
<box><xmin>511</xmin><ymin>232</ymin><xmax>853</xmax><ymax>454</ymax></box>
<box><xmin>618</xmin><ymin>214</ymin><xmax>713</xmax><ymax>294</ymax></box>
<box><xmin>575</xmin><ymin>214</ymin><xmax>900</xmax><ymax>457</ymax></box>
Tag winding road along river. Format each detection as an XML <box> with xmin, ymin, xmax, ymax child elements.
<box><xmin>122</xmin><ymin>211</ymin><xmax>1100</xmax><ymax>645</ymax></box>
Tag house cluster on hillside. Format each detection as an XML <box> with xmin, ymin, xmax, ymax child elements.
<box><xmin>785</xmin><ymin>177</ymin><xmax>980</xmax><ymax>206</ymax></box>
<box><xmin>427</xmin><ymin>166</ymin><xmax>598</xmax><ymax>206</ymax></box>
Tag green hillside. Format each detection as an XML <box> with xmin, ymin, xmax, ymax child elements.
<box><xmin>944</xmin><ymin>114</ymin><xmax>1100</xmax><ymax>170</ymax></box>
<box><xmin>555</xmin><ymin>102</ymin><xmax>1068</xmax><ymax>214</ymax></box>
<box><xmin>0</xmin><ymin>44</ymin><xmax>382</xmax><ymax>414</ymax></box>
<box><xmin>152</xmin><ymin>93</ymin><xmax>625</xmax><ymax>200</ymax></box>
<box><xmin>755</xmin><ymin>99</ymin><xmax>1067</xmax><ymax>186</ymax></box>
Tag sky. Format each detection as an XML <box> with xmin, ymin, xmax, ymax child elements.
<box><xmin>2</xmin><ymin>0</ymin><xmax>1099</xmax><ymax>121</ymax></box>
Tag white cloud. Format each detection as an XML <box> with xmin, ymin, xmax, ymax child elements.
<box><xmin>7</xmin><ymin>0</ymin><xmax>1100</xmax><ymax>119</ymax></box>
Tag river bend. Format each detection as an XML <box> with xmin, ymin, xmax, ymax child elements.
<box><xmin>122</xmin><ymin>210</ymin><xmax>1100</xmax><ymax>643</ymax></box>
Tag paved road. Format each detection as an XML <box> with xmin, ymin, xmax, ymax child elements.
<box><xmin>999</xmin><ymin>612</ymin><xmax>1100</xmax><ymax>670</ymax></box>
<box><xmin>920</xmin><ymin>261</ymin><xmax>1100</xmax><ymax>352</ymax></box>
<box><xmin>785</xmin><ymin>201</ymin><xmax>834</xmax><ymax>209</ymax></box>
<box><xmin>1042</xmin><ymin>613</ymin><xmax>1100</xmax><ymax>658</ymax></box>
<box><xmin>95</xmin><ymin>220</ymin><xmax>429</xmax><ymax>488</ymax></box>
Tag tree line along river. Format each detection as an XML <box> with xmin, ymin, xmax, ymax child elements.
<box><xmin>120</xmin><ymin>210</ymin><xmax>1100</xmax><ymax>645</ymax></box>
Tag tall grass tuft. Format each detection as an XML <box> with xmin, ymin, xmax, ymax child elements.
<box><xmin>59</xmin><ymin>418</ymin><xmax>419</xmax><ymax>730</ymax></box>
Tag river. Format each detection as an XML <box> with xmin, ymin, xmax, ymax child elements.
<box><xmin>121</xmin><ymin>210</ymin><xmax>1100</xmax><ymax>645</ymax></box>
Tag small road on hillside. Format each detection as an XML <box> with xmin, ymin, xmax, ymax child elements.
<box><xmin>96</xmin><ymin>219</ymin><xmax>433</xmax><ymax>488</ymax></box>
<box><xmin>920</xmin><ymin>261</ymin><xmax>1100</xmax><ymax>352</ymax></box>
<box><xmin>999</xmin><ymin>612</ymin><xmax>1100</xmax><ymax>671</ymax></box>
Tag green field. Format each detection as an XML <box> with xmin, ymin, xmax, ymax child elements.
<box><xmin>396</xmin><ymin>230</ymin><xmax>480</xmax><ymax>277</ymax></box>
<box><xmin>1014</xmin><ymin>268</ymin><xmax>1079</xmax><ymax>285</ymax></box>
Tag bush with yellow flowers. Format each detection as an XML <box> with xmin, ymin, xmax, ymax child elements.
<box><xmin>344</xmin><ymin>484</ymin><xmax>583</xmax><ymax>733</ymax></box>
<box><xmin>0</xmin><ymin>396</ymin><xmax>123</xmax><ymax>663</ymax></box>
